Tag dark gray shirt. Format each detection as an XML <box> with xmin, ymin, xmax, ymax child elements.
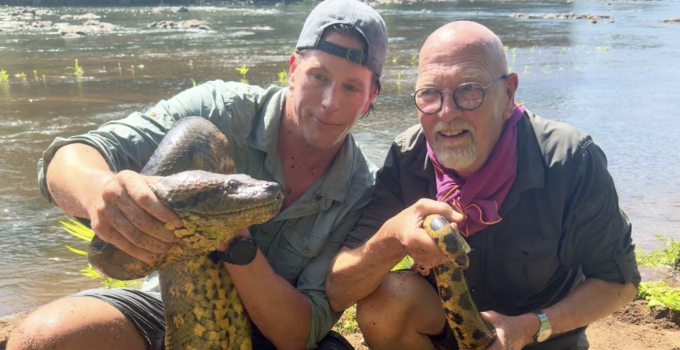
<box><xmin>346</xmin><ymin>108</ymin><xmax>640</xmax><ymax>349</ymax></box>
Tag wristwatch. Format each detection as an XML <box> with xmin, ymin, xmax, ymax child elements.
<box><xmin>208</xmin><ymin>236</ymin><xmax>258</xmax><ymax>266</ymax></box>
<box><xmin>532</xmin><ymin>311</ymin><xmax>552</xmax><ymax>343</ymax></box>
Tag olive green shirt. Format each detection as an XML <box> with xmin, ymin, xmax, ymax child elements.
<box><xmin>38</xmin><ymin>80</ymin><xmax>377</xmax><ymax>349</ymax></box>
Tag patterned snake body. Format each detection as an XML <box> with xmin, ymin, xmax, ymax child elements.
<box><xmin>424</xmin><ymin>214</ymin><xmax>496</xmax><ymax>350</ymax></box>
<box><xmin>88</xmin><ymin>117</ymin><xmax>283</xmax><ymax>349</ymax></box>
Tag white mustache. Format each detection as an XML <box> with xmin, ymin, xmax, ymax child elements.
<box><xmin>431</xmin><ymin>120</ymin><xmax>473</xmax><ymax>135</ymax></box>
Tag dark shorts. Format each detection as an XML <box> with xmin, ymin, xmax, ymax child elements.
<box><xmin>73</xmin><ymin>288</ymin><xmax>353</xmax><ymax>350</ymax></box>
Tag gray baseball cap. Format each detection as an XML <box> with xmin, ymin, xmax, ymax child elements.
<box><xmin>296</xmin><ymin>0</ymin><xmax>388</xmax><ymax>77</ymax></box>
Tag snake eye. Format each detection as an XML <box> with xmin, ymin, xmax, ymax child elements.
<box><xmin>227</xmin><ymin>180</ymin><xmax>238</xmax><ymax>191</ymax></box>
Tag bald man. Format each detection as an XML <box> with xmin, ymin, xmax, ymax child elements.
<box><xmin>326</xmin><ymin>21</ymin><xmax>640</xmax><ymax>350</ymax></box>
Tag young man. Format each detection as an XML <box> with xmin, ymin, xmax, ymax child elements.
<box><xmin>327</xmin><ymin>21</ymin><xmax>639</xmax><ymax>350</ymax></box>
<box><xmin>9</xmin><ymin>1</ymin><xmax>387</xmax><ymax>349</ymax></box>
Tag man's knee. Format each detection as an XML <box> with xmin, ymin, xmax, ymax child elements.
<box><xmin>356</xmin><ymin>272</ymin><xmax>445</xmax><ymax>346</ymax></box>
<box><xmin>357</xmin><ymin>273</ymin><xmax>420</xmax><ymax>336</ymax></box>
<box><xmin>7</xmin><ymin>296</ymin><xmax>146</xmax><ymax>350</ymax></box>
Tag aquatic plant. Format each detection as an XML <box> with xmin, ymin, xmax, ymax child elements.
<box><xmin>396</xmin><ymin>71</ymin><xmax>402</xmax><ymax>89</ymax></box>
<box><xmin>236</xmin><ymin>65</ymin><xmax>248</xmax><ymax>79</ymax></box>
<box><xmin>61</xmin><ymin>217</ymin><xmax>141</xmax><ymax>289</ymax></box>
<box><xmin>15</xmin><ymin>72</ymin><xmax>27</xmax><ymax>79</ymax></box>
<box><xmin>66</xmin><ymin>59</ymin><xmax>84</xmax><ymax>76</ymax></box>
<box><xmin>392</xmin><ymin>56</ymin><xmax>399</xmax><ymax>64</ymax></box>
<box><xmin>636</xmin><ymin>235</ymin><xmax>680</xmax><ymax>311</ymax></box>
<box><xmin>33</xmin><ymin>69</ymin><xmax>38</xmax><ymax>82</ymax></box>
<box><xmin>278</xmin><ymin>69</ymin><xmax>288</xmax><ymax>85</ymax></box>
<box><xmin>410</xmin><ymin>54</ymin><xmax>417</xmax><ymax>67</ymax></box>
<box><xmin>0</xmin><ymin>69</ymin><xmax>8</xmax><ymax>83</ymax></box>
<box><xmin>637</xmin><ymin>235</ymin><xmax>680</xmax><ymax>270</ymax></box>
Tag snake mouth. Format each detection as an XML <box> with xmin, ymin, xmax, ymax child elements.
<box><xmin>180</xmin><ymin>189</ymin><xmax>284</xmax><ymax>219</ymax></box>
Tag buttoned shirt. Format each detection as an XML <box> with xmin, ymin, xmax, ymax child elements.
<box><xmin>38</xmin><ymin>80</ymin><xmax>377</xmax><ymax>348</ymax></box>
<box><xmin>346</xmin><ymin>108</ymin><xmax>640</xmax><ymax>349</ymax></box>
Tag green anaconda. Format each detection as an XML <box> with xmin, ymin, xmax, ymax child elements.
<box><xmin>88</xmin><ymin>117</ymin><xmax>283</xmax><ymax>350</ymax></box>
<box><xmin>423</xmin><ymin>214</ymin><xmax>496</xmax><ymax>350</ymax></box>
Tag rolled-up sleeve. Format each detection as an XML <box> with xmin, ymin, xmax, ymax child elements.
<box><xmin>37</xmin><ymin>80</ymin><xmax>251</xmax><ymax>204</ymax></box>
<box><xmin>560</xmin><ymin>141</ymin><xmax>640</xmax><ymax>286</ymax></box>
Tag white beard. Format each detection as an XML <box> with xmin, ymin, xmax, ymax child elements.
<box><xmin>429</xmin><ymin>120</ymin><xmax>478</xmax><ymax>170</ymax></box>
<box><xmin>432</xmin><ymin>142</ymin><xmax>477</xmax><ymax>170</ymax></box>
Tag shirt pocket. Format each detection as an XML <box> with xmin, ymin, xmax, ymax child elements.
<box><xmin>269</xmin><ymin>220</ymin><xmax>330</xmax><ymax>285</ymax></box>
<box><xmin>495</xmin><ymin>233</ymin><xmax>560</xmax><ymax>298</ymax></box>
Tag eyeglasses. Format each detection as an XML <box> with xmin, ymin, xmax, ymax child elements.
<box><xmin>412</xmin><ymin>74</ymin><xmax>508</xmax><ymax>114</ymax></box>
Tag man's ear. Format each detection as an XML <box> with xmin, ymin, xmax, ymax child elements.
<box><xmin>361</xmin><ymin>82</ymin><xmax>379</xmax><ymax>114</ymax></box>
<box><xmin>288</xmin><ymin>54</ymin><xmax>299</xmax><ymax>90</ymax></box>
<box><xmin>502</xmin><ymin>72</ymin><xmax>519</xmax><ymax>120</ymax></box>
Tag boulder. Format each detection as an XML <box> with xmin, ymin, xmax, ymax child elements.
<box><xmin>661</xmin><ymin>17</ymin><xmax>680</xmax><ymax>24</ymax></box>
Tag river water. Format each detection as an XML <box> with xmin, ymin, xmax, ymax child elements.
<box><xmin>0</xmin><ymin>1</ymin><xmax>678</xmax><ymax>316</ymax></box>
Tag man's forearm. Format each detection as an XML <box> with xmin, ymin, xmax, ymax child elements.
<box><xmin>226</xmin><ymin>251</ymin><xmax>311</xmax><ymax>350</ymax></box>
<box><xmin>46</xmin><ymin>143</ymin><xmax>114</xmax><ymax>218</ymax></box>
<box><xmin>326</xmin><ymin>228</ymin><xmax>407</xmax><ymax>312</ymax></box>
<box><xmin>545</xmin><ymin>278</ymin><xmax>637</xmax><ymax>336</ymax></box>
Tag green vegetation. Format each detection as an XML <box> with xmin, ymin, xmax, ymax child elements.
<box><xmin>236</xmin><ymin>65</ymin><xmax>249</xmax><ymax>79</ymax></box>
<box><xmin>0</xmin><ymin>69</ymin><xmax>8</xmax><ymax>83</ymax></box>
<box><xmin>333</xmin><ymin>305</ymin><xmax>359</xmax><ymax>336</ymax></box>
<box><xmin>66</xmin><ymin>59</ymin><xmax>84</xmax><ymax>77</ymax></box>
<box><xmin>636</xmin><ymin>235</ymin><xmax>680</xmax><ymax>311</ymax></box>
<box><xmin>61</xmin><ymin>217</ymin><xmax>142</xmax><ymax>289</ymax></box>
<box><xmin>637</xmin><ymin>281</ymin><xmax>680</xmax><ymax>310</ymax></box>
<box><xmin>637</xmin><ymin>235</ymin><xmax>680</xmax><ymax>269</ymax></box>
<box><xmin>278</xmin><ymin>69</ymin><xmax>288</xmax><ymax>85</ymax></box>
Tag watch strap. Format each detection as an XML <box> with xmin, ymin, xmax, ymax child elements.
<box><xmin>532</xmin><ymin>310</ymin><xmax>552</xmax><ymax>343</ymax></box>
<box><xmin>208</xmin><ymin>236</ymin><xmax>257</xmax><ymax>266</ymax></box>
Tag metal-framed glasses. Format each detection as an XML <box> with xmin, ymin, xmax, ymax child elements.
<box><xmin>412</xmin><ymin>74</ymin><xmax>508</xmax><ymax>114</ymax></box>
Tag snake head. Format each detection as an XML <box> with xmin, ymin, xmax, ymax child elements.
<box><xmin>424</xmin><ymin>214</ymin><xmax>471</xmax><ymax>270</ymax></box>
<box><xmin>150</xmin><ymin>170</ymin><xmax>283</xmax><ymax>238</ymax></box>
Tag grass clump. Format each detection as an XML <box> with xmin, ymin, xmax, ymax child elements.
<box><xmin>0</xmin><ymin>69</ymin><xmax>8</xmax><ymax>83</ymax></box>
<box><xmin>334</xmin><ymin>305</ymin><xmax>360</xmax><ymax>336</ymax></box>
<box><xmin>637</xmin><ymin>235</ymin><xmax>680</xmax><ymax>269</ymax></box>
<box><xmin>636</xmin><ymin>235</ymin><xmax>680</xmax><ymax>311</ymax></box>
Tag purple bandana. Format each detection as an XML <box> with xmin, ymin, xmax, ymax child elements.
<box><xmin>426</xmin><ymin>104</ymin><xmax>525</xmax><ymax>237</ymax></box>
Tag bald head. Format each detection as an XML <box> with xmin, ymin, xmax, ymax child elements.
<box><xmin>419</xmin><ymin>21</ymin><xmax>507</xmax><ymax>78</ymax></box>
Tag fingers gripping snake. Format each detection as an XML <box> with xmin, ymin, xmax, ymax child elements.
<box><xmin>87</xmin><ymin>117</ymin><xmax>283</xmax><ymax>350</ymax></box>
<box><xmin>423</xmin><ymin>214</ymin><xmax>496</xmax><ymax>350</ymax></box>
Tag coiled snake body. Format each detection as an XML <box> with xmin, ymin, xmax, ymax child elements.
<box><xmin>424</xmin><ymin>214</ymin><xmax>496</xmax><ymax>350</ymax></box>
<box><xmin>88</xmin><ymin>117</ymin><xmax>283</xmax><ymax>350</ymax></box>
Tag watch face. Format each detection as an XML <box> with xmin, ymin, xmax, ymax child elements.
<box><xmin>227</xmin><ymin>237</ymin><xmax>257</xmax><ymax>265</ymax></box>
<box><xmin>536</xmin><ymin>330</ymin><xmax>551</xmax><ymax>343</ymax></box>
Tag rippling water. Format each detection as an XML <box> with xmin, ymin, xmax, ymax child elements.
<box><xmin>1</xmin><ymin>1</ymin><xmax>678</xmax><ymax>315</ymax></box>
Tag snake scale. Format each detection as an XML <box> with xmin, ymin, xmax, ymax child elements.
<box><xmin>88</xmin><ymin>117</ymin><xmax>283</xmax><ymax>350</ymax></box>
<box><xmin>423</xmin><ymin>214</ymin><xmax>496</xmax><ymax>350</ymax></box>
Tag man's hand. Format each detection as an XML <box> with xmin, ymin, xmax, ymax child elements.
<box><xmin>216</xmin><ymin>228</ymin><xmax>250</xmax><ymax>252</ymax></box>
<box><xmin>386</xmin><ymin>198</ymin><xmax>464</xmax><ymax>270</ymax></box>
<box><xmin>88</xmin><ymin>170</ymin><xmax>182</xmax><ymax>264</ymax></box>
<box><xmin>480</xmin><ymin>311</ymin><xmax>537</xmax><ymax>350</ymax></box>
